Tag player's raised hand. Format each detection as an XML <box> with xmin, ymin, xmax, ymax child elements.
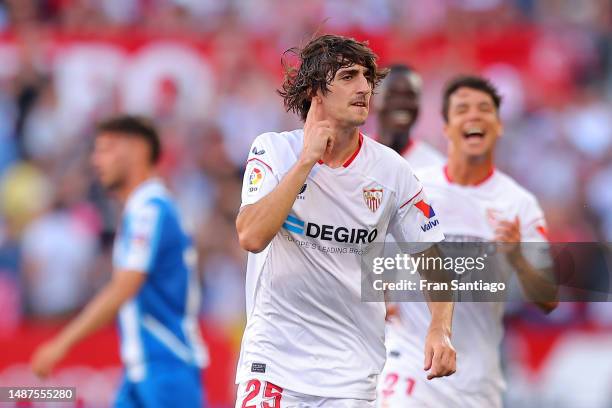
<box><xmin>424</xmin><ymin>326</ymin><xmax>456</xmax><ymax>380</ymax></box>
<box><xmin>301</xmin><ymin>96</ymin><xmax>335</xmax><ymax>164</ymax></box>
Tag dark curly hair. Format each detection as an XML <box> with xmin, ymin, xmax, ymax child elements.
<box><xmin>278</xmin><ymin>34</ymin><xmax>389</xmax><ymax>122</ymax></box>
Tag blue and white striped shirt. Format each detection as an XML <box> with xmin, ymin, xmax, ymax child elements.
<box><xmin>113</xmin><ymin>178</ymin><xmax>208</xmax><ymax>381</ymax></box>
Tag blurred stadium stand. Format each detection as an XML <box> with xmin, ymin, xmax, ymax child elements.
<box><xmin>0</xmin><ymin>0</ymin><xmax>611</xmax><ymax>406</ymax></box>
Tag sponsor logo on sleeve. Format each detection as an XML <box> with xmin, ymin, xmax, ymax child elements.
<box><xmin>415</xmin><ymin>200</ymin><xmax>439</xmax><ymax>232</ymax></box>
<box><xmin>415</xmin><ymin>199</ymin><xmax>436</xmax><ymax>218</ymax></box>
<box><xmin>536</xmin><ymin>225</ymin><xmax>549</xmax><ymax>240</ymax></box>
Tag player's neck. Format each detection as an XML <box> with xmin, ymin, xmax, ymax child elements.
<box><xmin>446</xmin><ymin>156</ymin><xmax>495</xmax><ymax>186</ymax></box>
<box><xmin>321</xmin><ymin>126</ymin><xmax>361</xmax><ymax>168</ymax></box>
<box><xmin>117</xmin><ymin>168</ymin><xmax>157</xmax><ymax>205</ymax></box>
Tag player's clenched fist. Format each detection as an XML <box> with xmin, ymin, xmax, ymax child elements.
<box><xmin>301</xmin><ymin>96</ymin><xmax>335</xmax><ymax>164</ymax></box>
<box><xmin>424</xmin><ymin>327</ymin><xmax>456</xmax><ymax>380</ymax></box>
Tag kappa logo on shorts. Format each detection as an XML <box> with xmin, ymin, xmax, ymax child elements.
<box><xmin>363</xmin><ymin>187</ymin><xmax>384</xmax><ymax>212</ymax></box>
<box><xmin>251</xmin><ymin>362</ymin><xmax>266</xmax><ymax>373</ymax></box>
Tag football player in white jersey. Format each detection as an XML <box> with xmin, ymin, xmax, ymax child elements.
<box><xmin>235</xmin><ymin>35</ymin><xmax>456</xmax><ymax>407</ymax></box>
<box><xmin>378</xmin><ymin>75</ymin><xmax>558</xmax><ymax>407</ymax></box>
<box><xmin>376</xmin><ymin>64</ymin><xmax>445</xmax><ymax>170</ymax></box>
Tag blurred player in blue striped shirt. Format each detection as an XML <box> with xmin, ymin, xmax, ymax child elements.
<box><xmin>31</xmin><ymin>115</ymin><xmax>207</xmax><ymax>407</ymax></box>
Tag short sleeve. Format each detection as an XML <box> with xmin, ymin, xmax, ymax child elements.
<box><xmin>519</xmin><ymin>197</ymin><xmax>552</xmax><ymax>268</ymax></box>
<box><xmin>520</xmin><ymin>198</ymin><xmax>549</xmax><ymax>242</ymax></box>
<box><xmin>240</xmin><ymin>134</ymin><xmax>279</xmax><ymax>207</ymax></box>
<box><xmin>115</xmin><ymin>203</ymin><xmax>163</xmax><ymax>273</ymax></box>
<box><xmin>389</xmin><ymin>169</ymin><xmax>445</xmax><ymax>253</ymax></box>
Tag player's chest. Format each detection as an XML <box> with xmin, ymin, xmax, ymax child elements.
<box><xmin>427</xmin><ymin>185</ymin><xmax>519</xmax><ymax>240</ymax></box>
<box><xmin>285</xmin><ymin>173</ymin><xmax>393</xmax><ymax>239</ymax></box>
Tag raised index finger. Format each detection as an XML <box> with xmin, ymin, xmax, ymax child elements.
<box><xmin>306</xmin><ymin>96</ymin><xmax>323</xmax><ymax>125</ymax></box>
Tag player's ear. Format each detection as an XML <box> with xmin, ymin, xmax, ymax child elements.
<box><xmin>496</xmin><ymin>121</ymin><xmax>504</xmax><ymax>138</ymax></box>
<box><xmin>307</xmin><ymin>89</ymin><xmax>321</xmax><ymax>106</ymax></box>
<box><xmin>442</xmin><ymin>122</ymin><xmax>451</xmax><ymax>140</ymax></box>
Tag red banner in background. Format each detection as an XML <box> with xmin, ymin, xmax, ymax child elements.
<box><xmin>0</xmin><ymin>321</ymin><xmax>238</xmax><ymax>407</ymax></box>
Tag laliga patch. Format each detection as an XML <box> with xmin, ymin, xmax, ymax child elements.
<box><xmin>247</xmin><ymin>162</ymin><xmax>266</xmax><ymax>196</ymax></box>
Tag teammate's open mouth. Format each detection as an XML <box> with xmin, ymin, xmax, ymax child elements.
<box><xmin>463</xmin><ymin>127</ymin><xmax>485</xmax><ymax>139</ymax></box>
<box><xmin>389</xmin><ymin>110</ymin><xmax>413</xmax><ymax>124</ymax></box>
<box><xmin>351</xmin><ymin>101</ymin><xmax>367</xmax><ymax>108</ymax></box>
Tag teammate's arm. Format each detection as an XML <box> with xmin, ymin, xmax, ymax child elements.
<box><xmin>390</xmin><ymin>175</ymin><xmax>456</xmax><ymax>380</ymax></box>
<box><xmin>31</xmin><ymin>270</ymin><xmax>146</xmax><ymax>378</ymax></box>
<box><xmin>496</xmin><ymin>217</ymin><xmax>558</xmax><ymax>313</ymax></box>
<box><xmin>416</xmin><ymin>244</ymin><xmax>456</xmax><ymax>380</ymax></box>
<box><xmin>237</xmin><ymin>97</ymin><xmax>334</xmax><ymax>253</ymax></box>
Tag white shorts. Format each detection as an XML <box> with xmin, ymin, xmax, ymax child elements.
<box><xmin>376</xmin><ymin>351</ymin><xmax>502</xmax><ymax>408</ymax></box>
<box><xmin>236</xmin><ymin>379</ymin><xmax>375</xmax><ymax>408</ymax></box>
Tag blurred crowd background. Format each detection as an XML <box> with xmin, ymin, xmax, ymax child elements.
<box><xmin>0</xmin><ymin>0</ymin><xmax>610</xmax><ymax>407</ymax></box>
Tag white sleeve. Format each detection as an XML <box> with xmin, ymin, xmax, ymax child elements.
<box><xmin>389</xmin><ymin>169</ymin><xmax>445</xmax><ymax>253</ymax></box>
<box><xmin>240</xmin><ymin>134</ymin><xmax>280</xmax><ymax>207</ymax></box>
<box><xmin>519</xmin><ymin>196</ymin><xmax>552</xmax><ymax>268</ymax></box>
<box><xmin>116</xmin><ymin>203</ymin><xmax>163</xmax><ymax>273</ymax></box>
<box><xmin>520</xmin><ymin>197</ymin><xmax>549</xmax><ymax>242</ymax></box>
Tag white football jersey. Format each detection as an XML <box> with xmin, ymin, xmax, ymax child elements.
<box><xmin>236</xmin><ymin>129</ymin><xmax>444</xmax><ymax>399</ymax></box>
<box><xmin>383</xmin><ymin>165</ymin><xmax>549</xmax><ymax>405</ymax></box>
<box><xmin>400</xmin><ymin>140</ymin><xmax>445</xmax><ymax>170</ymax></box>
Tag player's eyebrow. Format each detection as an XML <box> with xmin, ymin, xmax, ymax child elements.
<box><xmin>336</xmin><ymin>66</ymin><xmax>368</xmax><ymax>78</ymax></box>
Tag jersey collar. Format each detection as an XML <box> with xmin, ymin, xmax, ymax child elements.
<box><xmin>125</xmin><ymin>178</ymin><xmax>166</xmax><ymax>211</ymax></box>
<box><xmin>444</xmin><ymin>165</ymin><xmax>495</xmax><ymax>186</ymax></box>
<box><xmin>317</xmin><ymin>133</ymin><xmax>364</xmax><ymax>168</ymax></box>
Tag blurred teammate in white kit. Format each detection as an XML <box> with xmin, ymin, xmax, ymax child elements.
<box><xmin>378</xmin><ymin>75</ymin><xmax>558</xmax><ymax>408</ymax></box>
<box><xmin>376</xmin><ymin>64</ymin><xmax>444</xmax><ymax>169</ymax></box>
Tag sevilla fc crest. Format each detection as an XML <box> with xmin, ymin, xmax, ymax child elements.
<box><xmin>363</xmin><ymin>188</ymin><xmax>383</xmax><ymax>212</ymax></box>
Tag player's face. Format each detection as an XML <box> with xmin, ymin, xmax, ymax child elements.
<box><xmin>444</xmin><ymin>87</ymin><xmax>502</xmax><ymax>158</ymax></box>
<box><xmin>91</xmin><ymin>133</ymin><xmax>132</xmax><ymax>191</ymax></box>
<box><xmin>378</xmin><ymin>72</ymin><xmax>421</xmax><ymax>134</ymax></box>
<box><xmin>321</xmin><ymin>64</ymin><xmax>372</xmax><ymax>127</ymax></box>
